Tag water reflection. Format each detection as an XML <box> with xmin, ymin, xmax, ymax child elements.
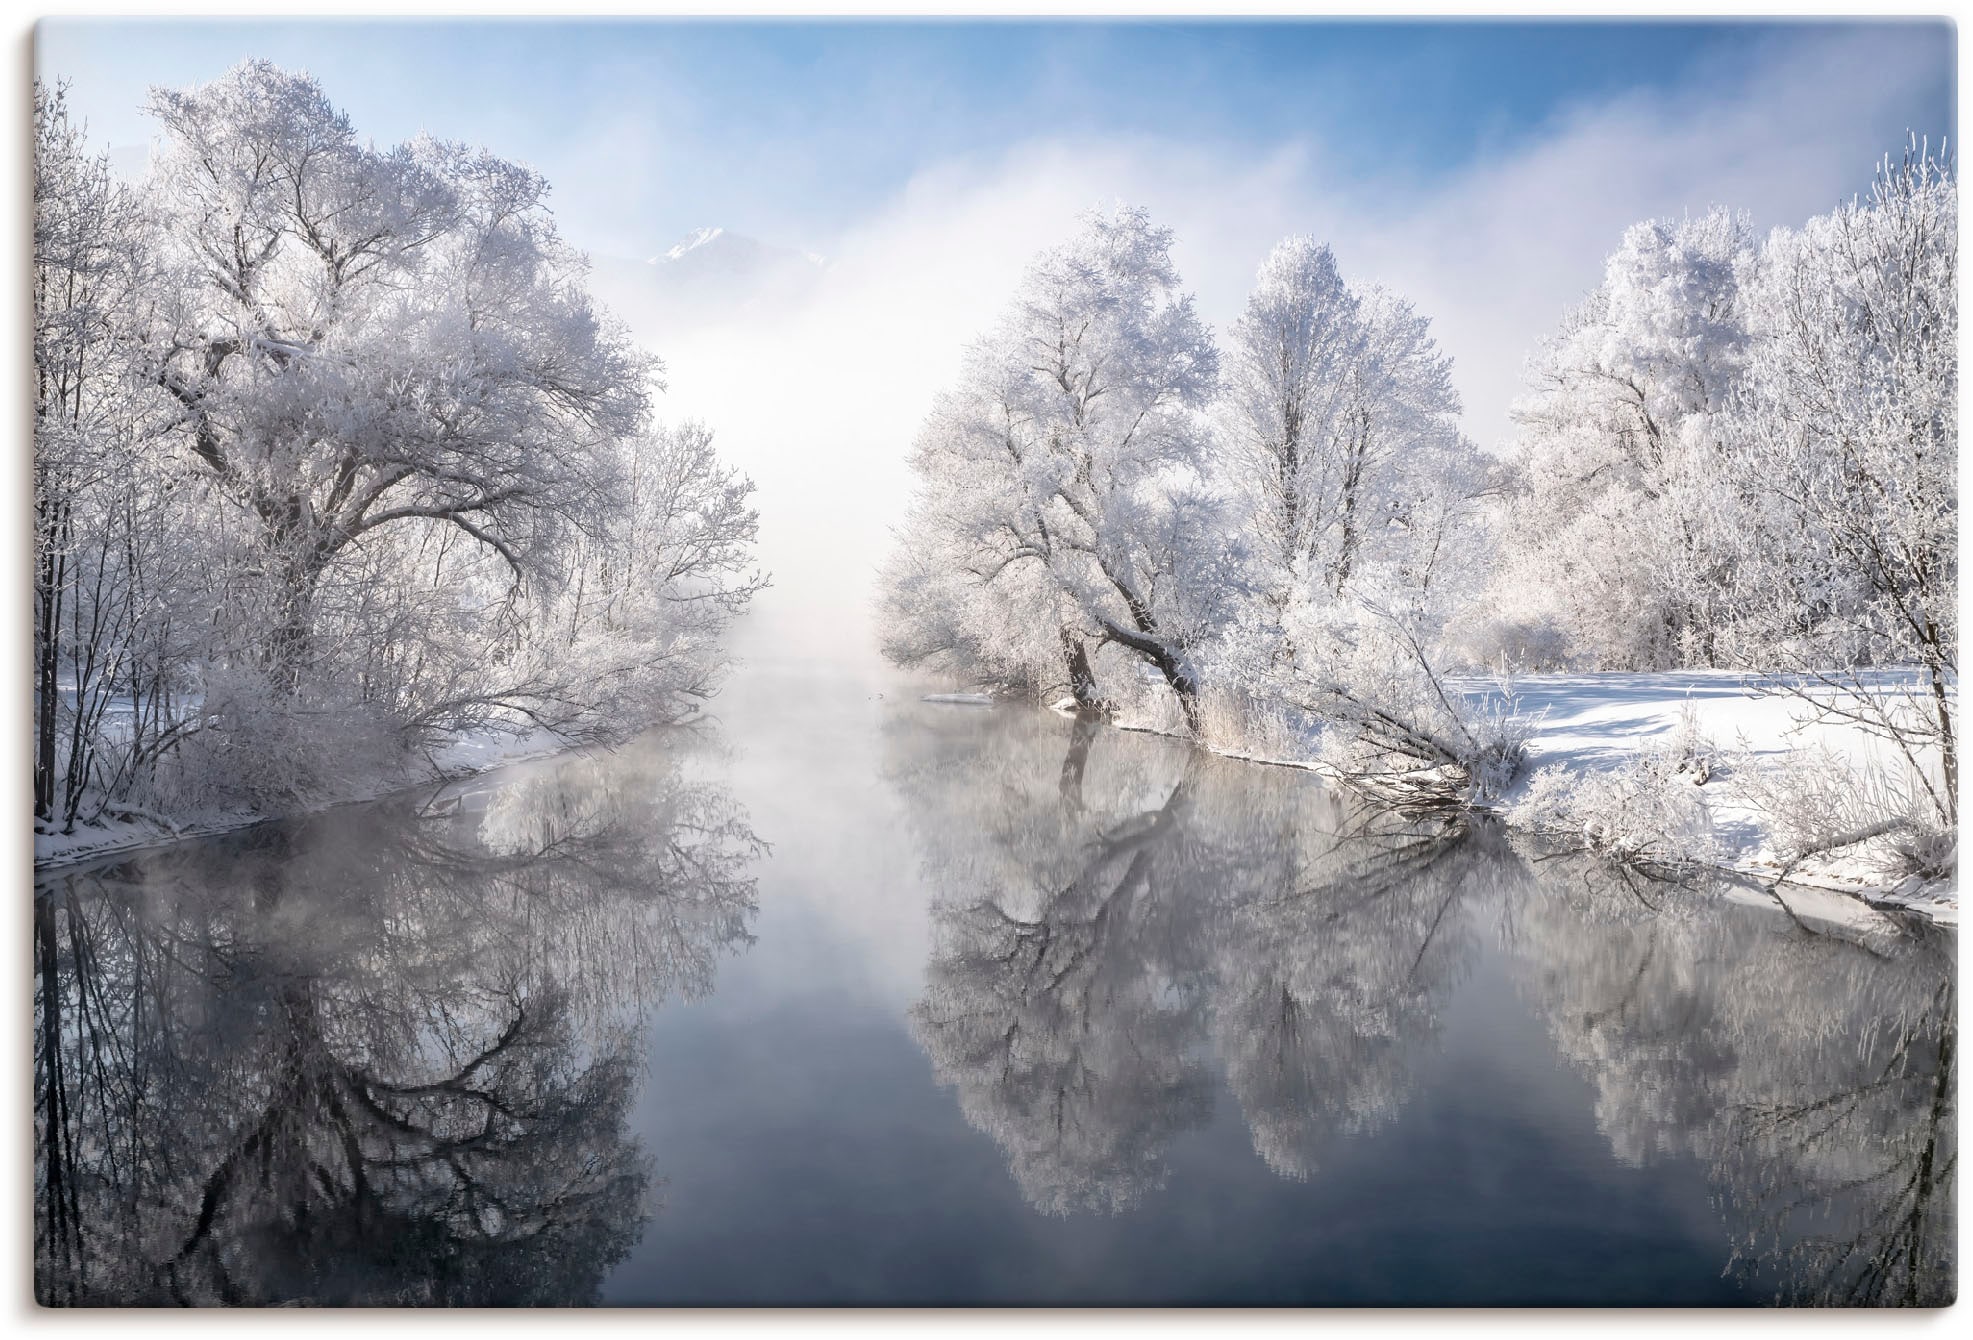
<box><xmin>1499</xmin><ymin>861</ymin><xmax>1955</xmax><ymax>1306</ymax></box>
<box><xmin>894</xmin><ymin>707</ymin><xmax>1503</xmax><ymax>1212</ymax></box>
<box><xmin>35</xmin><ymin>735</ymin><xmax>762</xmax><ymax>1306</ymax></box>
<box><xmin>891</xmin><ymin>705</ymin><xmax>1954</xmax><ymax>1304</ymax></box>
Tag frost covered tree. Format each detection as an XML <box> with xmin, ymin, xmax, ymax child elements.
<box><xmin>526</xmin><ymin>421</ymin><xmax>766</xmax><ymax>738</ymax></box>
<box><xmin>1219</xmin><ymin>238</ymin><xmax>1363</xmax><ymax>610</ymax></box>
<box><xmin>32</xmin><ymin>82</ymin><xmax>193</xmax><ymax>831</ymax></box>
<box><xmin>35</xmin><ymin>81</ymin><xmax>132</xmax><ymax>825</ymax></box>
<box><xmin>1222</xmin><ymin>238</ymin><xmax>1480</xmax><ymax>615</ymax></box>
<box><xmin>880</xmin><ymin>206</ymin><xmax>1226</xmax><ymax>730</ymax></box>
<box><xmin>141</xmin><ymin>60</ymin><xmax>651</xmax><ymax>693</ymax></box>
<box><xmin>1493</xmin><ymin>209</ymin><xmax>1754</xmax><ymax>669</ymax></box>
<box><xmin>1210</xmin><ymin>237</ymin><xmax>1507</xmax><ymax>795</ymax></box>
<box><xmin>1715</xmin><ymin>145</ymin><xmax>1958</xmax><ymax>826</ymax></box>
<box><xmin>32</xmin><ymin>62</ymin><xmax>762</xmax><ymax>827</ymax></box>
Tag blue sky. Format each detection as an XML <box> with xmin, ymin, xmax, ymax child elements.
<box><xmin>36</xmin><ymin>19</ymin><xmax>1954</xmax><ymax>260</ymax></box>
<box><xmin>32</xmin><ymin>18</ymin><xmax>1959</xmax><ymax>663</ymax></box>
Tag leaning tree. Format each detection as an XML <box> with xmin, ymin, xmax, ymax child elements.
<box><xmin>881</xmin><ymin>205</ymin><xmax>1227</xmax><ymax>729</ymax></box>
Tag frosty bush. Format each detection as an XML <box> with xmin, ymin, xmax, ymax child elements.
<box><xmin>1664</xmin><ymin>699</ymin><xmax>1717</xmax><ymax>785</ymax></box>
<box><xmin>1439</xmin><ymin>608</ymin><xmax>1577</xmax><ymax>676</ymax></box>
<box><xmin>1191</xmin><ymin>682</ymin><xmax>1315</xmax><ymax>763</ymax></box>
<box><xmin>152</xmin><ymin>667</ymin><xmax>405</xmax><ymax>813</ymax></box>
<box><xmin>1510</xmin><ymin>737</ymin><xmax>1720</xmax><ymax>870</ymax></box>
<box><xmin>1734</xmin><ymin>746</ymin><xmax>1956</xmax><ymax>886</ymax></box>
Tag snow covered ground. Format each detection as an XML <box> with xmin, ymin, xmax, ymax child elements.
<box><xmin>1469</xmin><ymin>670</ymin><xmax>1956</xmax><ymax>925</ymax></box>
<box><xmin>1087</xmin><ymin>668</ymin><xmax>1955</xmax><ymax>927</ymax></box>
<box><xmin>32</xmin><ymin>724</ymin><xmax>575</xmax><ymax>873</ymax></box>
<box><xmin>1476</xmin><ymin>670</ymin><xmax>1886</xmax><ymax>779</ymax></box>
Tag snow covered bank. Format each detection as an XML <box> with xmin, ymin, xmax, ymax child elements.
<box><xmin>32</xmin><ymin>724</ymin><xmax>576</xmax><ymax>873</ymax></box>
<box><xmin>1471</xmin><ymin>671</ymin><xmax>1956</xmax><ymax>925</ymax></box>
<box><xmin>1071</xmin><ymin>669</ymin><xmax>1955</xmax><ymax>926</ymax></box>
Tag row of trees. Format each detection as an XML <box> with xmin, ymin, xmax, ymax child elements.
<box><xmin>878</xmin><ymin>207</ymin><xmax>1504</xmax><ymax>802</ymax></box>
<box><xmin>1495</xmin><ymin>147</ymin><xmax>1956</xmax><ymax>823</ymax></box>
<box><xmin>34</xmin><ymin>64</ymin><xmax>765</xmax><ymax>834</ymax></box>
<box><xmin>881</xmin><ymin>147</ymin><xmax>1955</xmax><ymax>824</ymax></box>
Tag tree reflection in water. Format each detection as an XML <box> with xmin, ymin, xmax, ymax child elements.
<box><xmin>35</xmin><ymin>737</ymin><xmax>762</xmax><ymax>1306</ymax></box>
<box><xmin>892</xmin><ymin>706</ymin><xmax>1504</xmax><ymax>1213</ymax></box>
<box><xmin>891</xmin><ymin>705</ymin><xmax>1954</xmax><ymax>1305</ymax></box>
<box><xmin>1499</xmin><ymin>859</ymin><xmax>1955</xmax><ymax>1306</ymax></box>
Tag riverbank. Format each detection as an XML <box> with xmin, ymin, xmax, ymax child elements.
<box><xmin>1487</xmin><ymin>671</ymin><xmax>1955</xmax><ymax>925</ymax></box>
<box><xmin>31</xmin><ymin>723</ymin><xmax>577</xmax><ymax>873</ymax></box>
<box><xmin>1025</xmin><ymin>668</ymin><xmax>1957</xmax><ymax>928</ymax></box>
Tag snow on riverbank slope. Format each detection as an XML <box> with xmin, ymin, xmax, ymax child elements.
<box><xmin>1088</xmin><ymin>667</ymin><xmax>1955</xmax><ymax>925</ymax></box>
<box><xmin>1464</xmin><ymin>670</ymin><xmax>1956</xmax><ymax>925</ymax></box>
<box><xmin>32</xmin><ymin>724</ymin><xmax>575</xmax><ymax>872</ymax></box>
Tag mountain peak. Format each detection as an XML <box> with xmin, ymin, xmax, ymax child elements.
<box><xmin>652</xmin><ymin>226</ymin><xmax>726</xmax><ymax>264</ymax></box>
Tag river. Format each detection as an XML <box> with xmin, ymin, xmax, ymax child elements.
<box><xmin>32</xmin><ymin>658</ymin><xmax>1955</xmax><ymax>1306</ymax></box>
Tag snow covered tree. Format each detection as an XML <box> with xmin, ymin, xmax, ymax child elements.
<box><xmin>32</xmin><ymin>81</ymin><xmax>193</xmax><ymax>831</ymax></box>
<box><xmin>517</xmin><ymin>421</ymin><xmax>766</xmax><ymax>740</ymax></box>
<box><xmin>33</xmin><ymin>62</ymin><xmax>764</xmax><ymax>829</ymax></box>
<box><xmin>140</xmin><ymin>61</ymin><xmax>652</xmax><ymax>697</ymax></box>
<box><xmin>1494</xmin><ymin>209</ymin><xmax>1754</xmax><ymax>669</ymax></box>
<box><xmin>1208</xmin><ymin>236</ymin><xmax>1505</xmax><ymax>790</ymax></box>
<box><xmin>1219</xmin><ymin>238</ymin><xmax>1363</xmax><ymax>610</ymax></box>
<box><xmin>1716</xmin><ymin>144</ymin><xmax>1958</xmax><ymax>825</ymax></box>
<box><xmin>1221</xmin><ymin>239</ymin><xmax>1478</xmax><ymax>614</ymax></box>
<box><xmin>880</xmin><ymin>206</ymin><xmax>1225</xmax><ymax>730</ymax></box>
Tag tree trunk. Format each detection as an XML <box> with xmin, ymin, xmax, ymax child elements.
<box><xmin>34</xmin><ymin>496</ymin><xmax>67</xmax><ymax>824</ymax></box>
<box><xmin>266</xmin><ymin>549</ymin><xmax>325</xmax><ymax>697</ymax></box>
<box><xmin>1060</xmin><ymin>629</ymin><xmax>1109</xmax><ymax>717</ymax></box>
<box><xmin>1160</xmin><ymin>659</ymin><xmax>1202</xmax><ymax>736</ymax></box>
<box><xmin>1331</xmin><ymin>406</ymin><xmax>1370</xmax><ymax>595</ymax></box>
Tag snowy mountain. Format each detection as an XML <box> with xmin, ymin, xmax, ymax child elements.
<box><xmin>653</xmin><ymin>225</ymin><xmax>728</xmax><ymax>264</ymax></box>
<box><xmin>647</xmin><ymin>226</ymin><xmax>825</xmax><ymax>294</ymax></box>
<box><xmin>585</xmin><ymin>226</ymin><xmax>827</xmax><ymax>341</ymax></box>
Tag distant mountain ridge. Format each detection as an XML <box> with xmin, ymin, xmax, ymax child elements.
<box><xmin>590</xmin><ymin>227</ymin><xmax>825</xmax><ymax>339</ymax></box>
<box><xmin>646</xmin><ymin>226</ymin><xmax>825</xmax><ymax>275</ymax></box>
<box><xmin>652</xmin><ymin>225</ymin><xmax>729</xmax><ymax>263</ymax></box>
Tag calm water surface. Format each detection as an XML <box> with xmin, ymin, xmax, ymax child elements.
<box><xmin>34</xmin><ymin>660</ymin><xmax>1956</xmax><ymax>1306</ymax></box>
